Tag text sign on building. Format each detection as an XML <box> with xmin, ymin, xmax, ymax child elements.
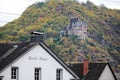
<box><xmin>28</xmin><ymin>56</ymin><xmax>47</xmax><ymax>61</ymax></box>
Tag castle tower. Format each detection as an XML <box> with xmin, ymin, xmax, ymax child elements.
<box><xmin>68</xmin><ymin>17</ymin><xmax>87</xmax><ymax>40</ymax></box>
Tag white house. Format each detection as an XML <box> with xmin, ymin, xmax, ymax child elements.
<box><xmin>0</xmin><ymin>41</ymin><xmax>80</xmax><ymax>80</ymax></box>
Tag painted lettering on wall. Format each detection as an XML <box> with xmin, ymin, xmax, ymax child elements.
<box><xmin>28</xmin><ymin>56</ymin><xmax>47</xmax><ymax>61</ymax></box>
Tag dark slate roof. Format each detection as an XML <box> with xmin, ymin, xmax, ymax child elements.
<box><xmin>68</xmin><ymin>63</ymin><xmax>117</xmax><ymax>80</ymax></box>
<box><xmin>0</xmin><ymin>42</ymin><xmax>79</xmax><ymax>79</ymax></box>
<box><xmin>0</xmin><ymin>42</ymin><xmax>36</xmax><ymax>71</ymax></box>
<box><xmin>70</xmin><ymin>17</ymin><xmax>79</xmax><ymax>28</ymax></box>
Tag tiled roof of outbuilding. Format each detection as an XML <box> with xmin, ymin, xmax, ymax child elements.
<box><xmin>68</xmin><ymin>63</ymin><xmax>117</xmax><ymax>80</ymax></box>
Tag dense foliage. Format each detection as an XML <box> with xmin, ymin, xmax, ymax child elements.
<box><xmin>0</xmin><ymin>0</ymin><xmax>120</xmax><ymax>72</ymax></box>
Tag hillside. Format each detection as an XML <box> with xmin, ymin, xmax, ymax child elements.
<box><xmin>0</xmin><ymin>0</ymin><xmax>120</xmax><ymax>73</ymax></box>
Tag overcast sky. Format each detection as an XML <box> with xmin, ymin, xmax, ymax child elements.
<box><xmin>0</xmin><ymin>0</ymin><xmax>120</xmax><ymax>26</ymax></box>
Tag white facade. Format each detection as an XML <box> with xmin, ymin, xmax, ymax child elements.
<box><xmin>99</xmin><ymin>65</ymin><xmax>115</xmax><ymax>80</ymax></box>
<box><xmin>0</xmin><ymin>44</ymin><xmax>76</xmax><ymax>80</ymax></box>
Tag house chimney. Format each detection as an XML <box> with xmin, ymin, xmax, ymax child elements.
<box><xmin>30</xmin><ymin>31</ymin><xmax>44</xmax><ymax>42</ymax></box>
<box><xmin>83</xmin><ymin>59</ymin><xmax>89</xmax><ymax>76</ymax></box>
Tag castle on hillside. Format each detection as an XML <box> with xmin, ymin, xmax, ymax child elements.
<box><xmin>60</xmin><ymin>17</ymin><xmax>87</xmax><ymax>40</ymax></box>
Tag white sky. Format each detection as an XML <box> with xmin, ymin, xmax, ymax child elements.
<box><xmin>0</xmin><ymin>0</ymin><xmax>120</xmax><ymax>26</ymax></box>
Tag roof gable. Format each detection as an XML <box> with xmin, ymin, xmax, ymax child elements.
<box><xmin>39</xmin><ymin>42</ymin><xmax>79</xmax><ymax>79</ymax></box>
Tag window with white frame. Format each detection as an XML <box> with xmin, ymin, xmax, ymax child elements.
<box><xmin>56</xmin><ymin>69</ymin><xmax>63</xmax><ymax>80</ymax></box>
<box><xmin>11</xmin><ymin>67</ymin><xmax>18</xmax><ymax>80</ymax></box>
<box><xmin>35</xmin><ymin>68</ymin><xmax>41</xmax><ymax>80</ymax></box>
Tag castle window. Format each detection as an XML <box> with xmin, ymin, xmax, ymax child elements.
<box><xmin>84</xmin><ymin>32</ymin><xmax>86</xmax><ymax>34</ymax></box>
